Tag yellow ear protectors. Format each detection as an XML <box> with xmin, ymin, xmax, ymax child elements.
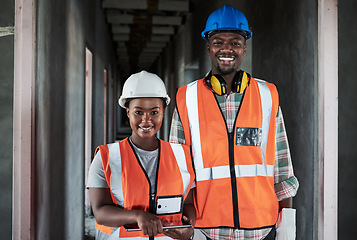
<box><xmin>210</xmin><ymin>74</ymin><xmax>227</xmax><ymax>95</ymax></box>
<box><xmin>205</xmin><ymin>70</ymin><xmax>251</xmax><ymax>95</ymax></box>
<box><xmin>234</xmin><ymin>70</ymin><xmax>250</xmax><ymax>93</ymax></box>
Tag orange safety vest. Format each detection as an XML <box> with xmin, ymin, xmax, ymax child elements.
<box><xmin>176</xmin><ymin>77</ymin><xmax>279</xmax><ymax>229</ymax></box>
<box><xmin>95</xmin><ymin>138</ymin><xmax>194</xmax><ymax>238</ymax></box>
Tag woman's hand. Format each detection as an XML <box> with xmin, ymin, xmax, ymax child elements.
<box><xmin>163</xmin><ymin>216</ymin><xmax>194</xmax><ymax>240</ymax></box>
<box><xmin>135</xmin><ymin>210</ymin><xmax>164</xmax><ymax>237</ymax></box>
<box><xmin>89</xmin><ymin>187</ymin><xmax>163</xmax><ymax>237</ymax></box>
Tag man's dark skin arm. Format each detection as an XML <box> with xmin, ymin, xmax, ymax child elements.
<box><xmin>279</xmin><ymin>197</ymin><xmax>292</xmax><ymax>211</ymax></box>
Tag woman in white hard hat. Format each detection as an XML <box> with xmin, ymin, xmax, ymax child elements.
<box><xmin>87</xmin><ymin>71</ymin><xmax>196</xmax><ymax>240</ymax></box>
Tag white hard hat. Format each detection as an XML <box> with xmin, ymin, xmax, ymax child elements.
<box><xmin>118</xmin><ymin>70</ymin><xmax>171</xmax><ymax>108</ymax></box>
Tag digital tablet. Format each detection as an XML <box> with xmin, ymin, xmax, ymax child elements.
<box><xmin>124</xmin><ymin>223</ymin><xmax>192</xmax><ymax>232</ymax></box>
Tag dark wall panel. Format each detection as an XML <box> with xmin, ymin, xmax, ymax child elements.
<box><xmin>338</xmin><ymin>0</ymin><xmax>357</xmax><ymax>239</ymax></box>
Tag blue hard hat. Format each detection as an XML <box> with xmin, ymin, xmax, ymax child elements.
<box><xmin>201</xmin><ymin>5</ymin><xmax>252</xmax><ymax>41</ymax></box>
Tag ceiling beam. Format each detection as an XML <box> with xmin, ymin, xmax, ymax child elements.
<box><xmin>141</xmin><ymin>54</ymin><xmax>158</xmax><ymax>58</ymax></box>
<box><xmin>153</xmin><ymin>16</ymin><xmax>181</xmax><ymax>25</ymax></box>
<box><xmin>113</xmin><ymin>26</ymin><xmax>174</xmax><ymax>38</ymax></box>
<box><xmin>151</xmin><ymin>35</ymin><xmax>170</xmax><ymax>42</ymax></box>
<box><xmin>113</xmin><ymin>34</ymin><xmax>130</xmax><ymax>41</ymax></box>
<box><xmin>142</xmin><ymin>47</ymin><xmax>163</xmax><ymax>53</ymax></box>
<box><xmin>107</xmin><ymin>14</ymin><xmax>182</xmax><ymax>26</ymax></box>
<box><xmin>152</xmin><ymin>26</ymin><xmax>174</xmax><ymax>35</ymax></box>
<box><xmin>117</xmin><ymin>49</ymin><xmax>127</xmax><ymax>54</ymax></box>
<box><xmin>102</xmin><ymin>0</ymin><xmax>147</xmax><ymax>10</ymax></box>
<box><xmin>146</xmin><ymin>42</ymin><xmax>167</xmax><ymax>48</ymax></box>
<box><xmin>107</xmin><ymin>15</ymin><xmax>134</xmax><ymax>24</ymax></box>
<box><xmin>103</xmin><ymin>0</ymin><xmax>189</xmax><ymax>75</ymax></box>
<box><xmin>158</xmin><ymin>0</ymin><xmax>189</xmax><ymax>11</ymax></box>
<box><xmin>117</xmin><ymin>42</ymin><xmax>126</xmax><ymax>47</ymax></box>
<box><xmin>112</xmin><ymin>25</ymin><xmax>130</xmax><ymax>34</ymax></box>
<box><xmin>102</xmin><ymin>0</ymin><xmax>189</xmax><ymax>12</ymax></box>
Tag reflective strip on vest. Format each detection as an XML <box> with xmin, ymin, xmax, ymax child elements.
<box><xmin>186</xmin><ymin>81</ymin><xmax>204</xmax><ymax>170</ymax></box>
<box><xmin>170</xmin><ymin>143</ymin><xmax>191</xmax><ymax>196</ymax></box>
<box><xmin>108</xmin><ymin>142</ymin><xmax>124</xmax><ymax>206</ymax></box>
<box><xmin>186</xmin><ymin>79</ymin><xmax>274</xmax><ymax>181</ymax></box>
<box><xmin>196</xmin><ymin>164</ymin><xmax>275</xmax><ymax>181</ymax></box>
<box><xmin>256</xmin><ymin>79</ymin><xmax>272</xmax><ymax>175</ymax></box>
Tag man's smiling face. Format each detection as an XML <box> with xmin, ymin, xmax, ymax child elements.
<box><xmin>207</xmin><ymin>32</ymin><xmax>247</xmax><ymax>76</ymax></box>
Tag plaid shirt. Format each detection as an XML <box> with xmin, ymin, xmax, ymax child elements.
<box><xmin>169</xmin><ymin>89</ymin><xmax>299</xmax><ymax>240</ymax></box>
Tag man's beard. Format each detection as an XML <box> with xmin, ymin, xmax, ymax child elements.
<box><xmin>217</xmin><ymin>65</ymin><xmax>236</xmax><ymax>76</ymax></box>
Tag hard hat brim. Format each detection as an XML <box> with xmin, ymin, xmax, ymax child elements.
<box><xmin>202</xmin><ymin>29</ymin><xmax>252</xmax><ymax>41</ymax></box>
<box><xmin>118</xmin><ymin>96</ymin><xmax>171</xmax><ymax>108</ymax></box>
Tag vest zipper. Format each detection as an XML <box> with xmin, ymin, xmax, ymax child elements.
<box><xmin>150</xmin><ymin>140</ymin><xmax>161</xmax><ymax>240</ymax></box>
<box><xmin>149</xmin><ymin>194</ymin><xmax>155</xmax><ymax>240</ymax></box>
<box><xmin>128</xmin><ymin>138</ymin><xmax>159</xmax><ymax>237</ymax></box>
<box><xmin>149</xmin><ymin>193</ymin><xmax>156</xmax><ymax>214</ymax></box>
<box><xmin>228</xmin><ymin>132</ymin><xmax>240</xmax><ymax>228</ymax></box>
<box><xmin>214</xmin><ymin>95</ymin><xmax>240</xmax><ymax>228</ymax></box>
<box><xmin>152</xmin><ymin>139</ymin><xmax>161</xmax><ymax>215</ymax></box>
<box><xmin>214</xmin><ymin>88</ymin><xmax>248</xmax><ymax>229</ymax></box>
<box><xmin>148</xmin><ymin>192</ymin><xmax>155</xmax><ymax>240</ymax></box>
<box><xmin>230</xmin><ymin>89</ymin><xmax>248</xmax><ymax>229</ymax></box>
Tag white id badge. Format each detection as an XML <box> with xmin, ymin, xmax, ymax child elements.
<box><xmin>156</xmin><ymin>195</ymin><xmax>183</xmax><ymax>215</ymax></box>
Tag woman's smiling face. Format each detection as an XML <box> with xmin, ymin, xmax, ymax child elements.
<box><xmin>126</xmin><ymin>97</ymin><xmax>165</xmax><ymax>142</ymax></box>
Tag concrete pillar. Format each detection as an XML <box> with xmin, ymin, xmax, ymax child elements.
<box><xmin>13</xmin><ymin>0</ymin><xmax>36</xmax><ymax>239</ymax></box>
<box><xmin>317</xmin><ymin>1</ymin><xmax>338</xmax><ymax>239</ymax></box>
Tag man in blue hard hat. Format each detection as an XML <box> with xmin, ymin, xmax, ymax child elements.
<box><xmin>170</xmin><ymin>5</ymin><xmax>299</xmax><ymax>240</ymax></box>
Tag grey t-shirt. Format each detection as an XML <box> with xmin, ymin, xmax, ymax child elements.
<box><xmin>87</xmin><ymin>140</ymin><xmax>159</xmax><ymax>195</ymax></box>
<box><xmin>129</xmin><ymin>139</ymin><xmax>159</xmax><ymax>192</ymax></box>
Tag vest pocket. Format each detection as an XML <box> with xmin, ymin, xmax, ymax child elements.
<box><xmin>236</xmin><ymin>127</ymin><xmax>262</xmax><ymax>146</ymax></box>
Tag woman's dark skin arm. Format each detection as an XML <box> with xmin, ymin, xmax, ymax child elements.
<box><xmin>164</xmin><ymin>189</ymin><xmax>196</xmax><ymax>240</ymax></box>
<box><xmin>89</xmin><ymin>188</ymin><xmax>164</xmax><ymax>237</ymax></box>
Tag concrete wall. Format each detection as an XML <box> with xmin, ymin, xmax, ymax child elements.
<box><xmin>0</xmin><ymin>0</ymin><xmax>14</xmax><ymax>239</ymax></box>
<box><xmin>35</xmin><ymin>0</ymin><xmax>117</xmax><ymax>238</ymax></box>
<box><xmin>91</xmin><ymin>1</ymin><xmax>119</xmax><ymax>148</ymax></box>
<box><xmin>338</xmin><ymin>0</ymin><xmax>357</xmax><ymax>239</ymax></box>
